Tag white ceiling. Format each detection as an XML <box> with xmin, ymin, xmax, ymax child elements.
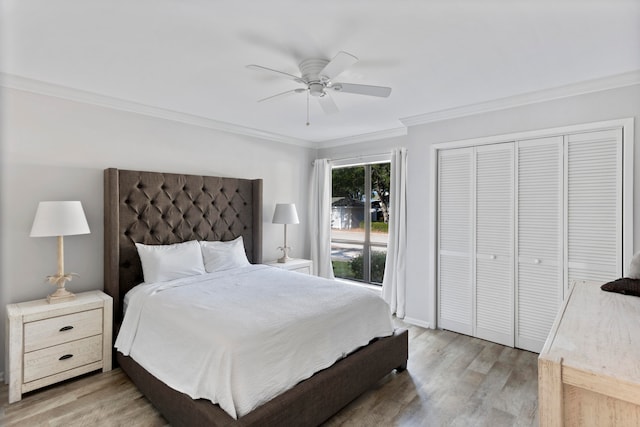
<box><xmin>2</xmin><ymin>0</ymin><xmax>640</xmax><ymax>145</ymax></box>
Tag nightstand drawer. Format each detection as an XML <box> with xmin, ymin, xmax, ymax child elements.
<box><xmin>23</xmin><ymin>334</ymin><xmax>103</xmax><ymax>383</ymax></box>
<box><xmin>24</xmin><ymin>308</ymin><xmax>103</xmax><ymax>352</ymax></box>
<box><xmin>290</xmin><ymin>266</ymin><xmax>311</xmax><ymax>274</ymax></box>
<box><xmin>265</xmin><ymin>259</ymin><xmax>313</xmax><ymax>275</ymax></box>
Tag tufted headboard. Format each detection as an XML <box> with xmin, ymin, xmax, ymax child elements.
<box><xmin>104</xmin><ymin>168</ymin><xmax>263</xmax><ymax>327</ymax></box>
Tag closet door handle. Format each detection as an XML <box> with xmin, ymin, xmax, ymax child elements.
<box><xmin>489</xmin><ymin>255</ymin><xmax>496</xmax><ymax>260</ymax></box>
<box><xmin>533</xmin><ymin>259</ymin><xmax>541</xmax><ymax>265</ymax></box>
<box><xmin>59</xmin><ymin>326</ymin><xmax>74</xmax><ymax>332</ymax></box>
<box><xmin>59</xmin><ymin>354</ymin><xmax>73</xmax><ymax>361</ymax></box>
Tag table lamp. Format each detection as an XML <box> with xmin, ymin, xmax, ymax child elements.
<box><xmin>30</xmin><ymin>201</ymin><xmax>90</xmax><ymax>303</ymax></box>
<box><xmin>272</xmin><ymin>203</ymin><xmax>299</xmax><ymax>263</ymax></box>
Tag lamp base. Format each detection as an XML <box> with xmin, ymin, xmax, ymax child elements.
<box><xmin>277</xmin><ymin>254</ymin><xmax>292</xmax><ymax>263</ymax></box>
<box><xmin>45</xmin><ymin>241</ymin><xmax>78</xmax><ymax>304</ymax></box>
<box><xmin>277</xmin><ymin>245</ymin><xmax>292</xmax><ymax>263</ymax></box>
<box><xmin>47</xmin><ymin>287</ymin><xmax>76</xmax><ymax>304</ymax></box>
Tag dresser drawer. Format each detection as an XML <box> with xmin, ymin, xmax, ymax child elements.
<box><xmin>24</xmin><ymin>309</ymin><xmax>103</xmax><ymax>352</ymax></box>
<box><xmin>23</xmin><ymin>334</ymin><xmax>103</xmax><ymax>383</ymax></box>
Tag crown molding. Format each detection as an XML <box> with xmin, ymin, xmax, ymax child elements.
<box><xmin>3</xmin><ymin>70</ymin><xmax>638</xmax><ymax>149</ymax></box>
<box><xmin>315</xmin><ymin>126</ymin><xmax>408</xmax><ymax>149</ymax></box>
<box><xmin>0</xmin><ymin>73</ymin><xmax>313</xmax><ymax>148</ymax></box>
<box><xmin>400</xmin><ymin>70</ymin><xmax>640</xmax><ymax>127</ymax></box>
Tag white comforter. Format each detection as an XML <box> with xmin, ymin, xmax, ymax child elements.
<box><xmin>115</xmin><ymin>264</ymin><xmax>393</xmax><ymax>419</ymax></box>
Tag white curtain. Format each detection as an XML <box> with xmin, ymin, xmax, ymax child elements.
<box><xmin>309</xmin><ymin>159</ymin><xmax>335</xmax><ymax>279</ymax></box>
<box><xmin>382</xmin><ymin>148</ymin><xmax>408</xmax><ymax>318</ymax></box>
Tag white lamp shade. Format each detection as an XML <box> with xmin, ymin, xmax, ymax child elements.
<box><xmin>30</xmin><ymin>201</ymin><xmax>91</xmax><ymax>237</ymax></box>
<box><xmin>272</xmin><ymin>203</ymin><xmax>299</xmax><ymax>225</ymax></box>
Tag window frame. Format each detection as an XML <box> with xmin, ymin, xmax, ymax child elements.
<box><xmin>331</xmin><ymin>157</ymin><xmax>391</xmax><ymax>285</ymax></box>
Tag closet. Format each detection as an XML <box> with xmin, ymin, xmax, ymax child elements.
<box><xmin>436</xmin><ymin>124</ymin><xmax>629</xmax><ymax>353</ymax></box>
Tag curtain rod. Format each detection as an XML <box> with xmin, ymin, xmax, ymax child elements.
<box><xmin>311</xmin><ymin>148</ymin><xmax>408</xmax><ymax>166</ymax></box>
<box><xmin>312</xmin><ymin>151</ymin><xmax>398</xmax><ymax>166</ymax></box>
<box><xmin>330</xmin><ymin>152</ymin><xmax>391</xmax><ymax>163</ymax></box>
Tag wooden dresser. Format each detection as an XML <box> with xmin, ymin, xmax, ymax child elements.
<box><xmin>538</xmin><ymin>280</ymin><xmax>640</xmax><ymax>426</ymax></box>
<box><xmin>6</xmin><ymin>290</ymin><xmax>112</xmax><ymax>403</ymax></box>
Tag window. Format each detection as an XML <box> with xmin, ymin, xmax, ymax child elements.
<box><xmin>331</xmin><ymin>162</ymin><xmax>390</xmax><ymax>285</ymax></box>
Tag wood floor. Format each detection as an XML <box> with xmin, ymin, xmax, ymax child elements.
<box><xmin>0</xmin><ymin>321</ymin><xmax>539</xmax><ymax>426</ymax></box>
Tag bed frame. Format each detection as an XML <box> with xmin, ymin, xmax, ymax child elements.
<box><xmin>103</xmin><ymin>168</ymin><xmax>408</xmax><ymax>426</ymax></box>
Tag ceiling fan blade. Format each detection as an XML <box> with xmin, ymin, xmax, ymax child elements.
<box><xmin>247</xmin><ymin>64</ymin><xmax>304</xmax><ymax>83</ymax></box>
<box><xmin>258</xmin><ymin>88</ymin><xmax>306</xmax><ymax>103</ymax></box>
<box><xmin>318</xmin><ymin>93</ymin><xmax>339</xmax><ymax>115</ymax></box>
<box><xmin>331</xmin><ymin>83</ymin><xmax>392</xmax><ymax>98</ymax></box>
<box><xmin>319</xmin><ymin>51</ymin><xmax>358</xmax><ymax>81</ymax></box>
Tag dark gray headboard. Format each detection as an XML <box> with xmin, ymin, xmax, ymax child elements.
<box><xmin>104</xmin><ymin>168</ymin><xmax>263</xmax><ymax>325</ymax></box>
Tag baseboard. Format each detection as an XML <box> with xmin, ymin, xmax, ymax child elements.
<box><xmin>402</xmin><ymin>317</ymin><xmax>432</xmax><ymax>329</ymax></box>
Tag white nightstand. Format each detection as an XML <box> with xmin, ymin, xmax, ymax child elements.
<box><xmin>266</xmin><ymin>258</ymin><xmax>313</xmax><ymax>275</ymax></box>
<box><xmin>6</xmin><ymin>290</ymin><xmax>113</xmax><ymax>403</ymax></box>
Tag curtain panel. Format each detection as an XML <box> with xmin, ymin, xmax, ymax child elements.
<box><xmin>309</xmin><ymin>159</ymin><xmax>335</xmax><ymax>279</ymax></box>
<box><xmin>382</xmin><ymin>148</ymin><xmax>408</xmax><ymax>318</ymax></box>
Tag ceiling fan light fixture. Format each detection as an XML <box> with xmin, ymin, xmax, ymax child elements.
<box><xmin>309</xmin><ymin>83</ymin><xmax>324</xmax><ymax>97</ymax></box>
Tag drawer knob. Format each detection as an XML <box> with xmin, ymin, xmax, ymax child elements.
<box><xmin>59</xmin><ymin>326</ymin><xmax>74</xmax><ymax>332</ymax></box>
<box><xmin>59</xmin><ymin>354</ymin><xmax>74</xmax><ymax>361</ymax></box>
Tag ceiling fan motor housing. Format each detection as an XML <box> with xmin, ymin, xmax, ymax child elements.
<box><xmin>299</xmin><ymin>58</ymin><xmax>330</xmax><ymax>78</ymax></box>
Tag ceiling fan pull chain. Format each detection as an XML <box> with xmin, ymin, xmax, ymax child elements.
<box><xmin>306</xmin><ymin>89</ymin><xmax>310</xmax><ymax>126</ymax></box>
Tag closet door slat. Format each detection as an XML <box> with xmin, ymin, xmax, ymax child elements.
<box><xmin>438</xmin><ymin>148</ymin><xmax>473</xmax><ymax>335</ymax></box>
<box><xmin>475</xmin><ymin>144</ymin><xmax>514</xmax><ymax>347</ymax></box>
<box><xmin>516</xmin><ymin>137</ymin><xmax>563</xmax><ymax>353</ymax></box>
<box><xmin>566</xmin><ymin>129</ymin><xmax>622</xmax><ymax>283</ymax></box>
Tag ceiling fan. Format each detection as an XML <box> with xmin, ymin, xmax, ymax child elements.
<box><xmin>247</xmin><ymin>51</ymin><xmax>391</xmax><ymax>125</ymax></box>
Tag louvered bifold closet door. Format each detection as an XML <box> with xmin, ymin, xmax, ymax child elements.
<box><xmin>516</xmin><ymin>137</ymin><xmax>563</xmax><ymax>353</ymax></box>
<box><xmin>475</xmin><ymin>144</ymin><xmax>514</xmax><ymax>347</ymax></box>
<box><xmin>566</xmin><ymin>129</ymin><xmax>622</xmax><ymax>283</ymax></box>
<box><xmin>438</xmin><ymin>148</ymin><xmax>473</xmax><ymax>336</ymax></box>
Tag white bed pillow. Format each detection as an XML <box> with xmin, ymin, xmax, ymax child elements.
<box><xmin>200</xmin><ymin>236</ymin><xmax>250</xmax><ymax>273</ymax></box>
<box><xmin>135</xmin><ymin>240</ymin><xmax>206</xmax><ymax>283</ymax></box>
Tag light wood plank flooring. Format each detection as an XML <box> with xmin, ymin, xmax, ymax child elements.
<box><xmin>0</xmin><ymin>321</ymin><xmax>539</xmax><ymax>426</ymax></box>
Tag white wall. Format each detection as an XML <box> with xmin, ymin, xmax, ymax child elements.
<box><xmin>0</xmin><ymin>88</ymin><xmax>315</xmax><ymax>374</ymax></box>
<box><xmin>318</xmin><ymin>84</ymin><xmax>640</xmax><ymax>328</ymax></box>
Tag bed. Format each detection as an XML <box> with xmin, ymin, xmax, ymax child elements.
<box><xmin>103</xmin><ymin>168</ymin><xmax>408</xmax><ymax>426</ymax></box>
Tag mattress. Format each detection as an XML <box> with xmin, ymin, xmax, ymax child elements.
<box><xmin>115</xmin><ymin>264</ymin><xmax>394</xmax><ymax>419</ymax></box>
